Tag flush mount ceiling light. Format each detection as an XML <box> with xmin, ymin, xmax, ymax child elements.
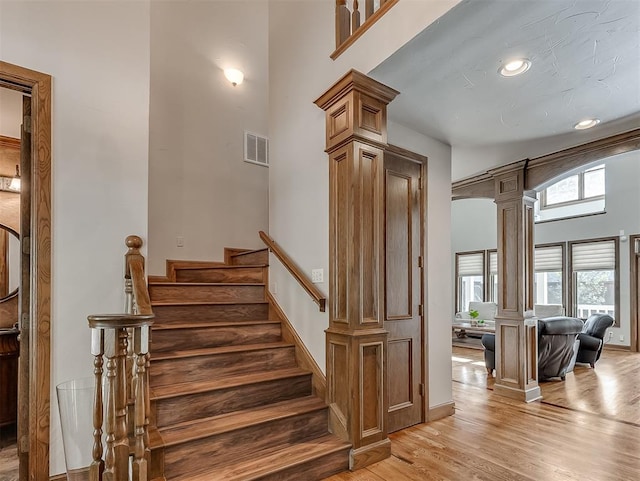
<box><xmin>224</xmin><ymin>68</ymin><xmax>244</xmax><ymax>87</ymax></box>
<box><xmin>499</xmin><ymin>58</ymin><xmax>531</xmax><ymax>77</ymax></box>
<box><xmin>574</xmin><ymin>118</ymin><xmax>601</xmax><ymax>130</ymax></box>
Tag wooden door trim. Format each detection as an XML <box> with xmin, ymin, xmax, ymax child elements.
<box><xmin>631</xmin><ymin>234</ymin><xmax>640</xmax><ymax>352</ymax></box>
<box><xmin>0</xmin><ymin>61</ymin><xmax>52</xmax><ymax>481</ymax></box>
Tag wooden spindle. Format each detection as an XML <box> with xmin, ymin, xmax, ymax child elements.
<box><xmin>126</xmin><ymin>328</ymin><xmax>136</xmax><ymax>440</ymax></box>
<box><xmin>89</xmin><ymin>329</ymin><xmax>104</xmax><ymax>481</ymax></box>
<box><xmin>336</xmin><ymin>0</ymin><xmax>351</xmax><ymax>47</ymax></box>
<box><xmin>124</xmin><ymin>278</ymin><xmax>133</xmax><ymax>314</ymax></box>
<box><xmin>103</xmin><ymin>356</ymin><xmax>117</xmax><ymax>481</ymax></box>
<box><xmin>114</xmin><ymin>328</ymin><xmax>130</xmax><ymax>481</ymax></box>
<box><xmin>144</xmin><ymin>352</ymin><xmax>151</xmax><ymax>464</ymax></box>
<box><xmin>132</xmin><ymin>350</ymin><xmax>147</xmax><ymax>481</ymax></box>
<box><xmin>351</xmin><ymin>0</ymin><xmax>361</xmax><ymax>32</ymax></box>
<box><xmin>365</xmin><ymin>0</ymin><xmax>374</xmax><ymax>19</ymax></box>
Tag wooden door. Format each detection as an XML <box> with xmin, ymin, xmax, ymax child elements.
<box><xmin>384</xmin><ymin>151</ymin><xmax>424</xmax><ymax>433</ymax></box>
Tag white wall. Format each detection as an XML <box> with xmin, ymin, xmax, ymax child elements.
<box><xmin>148</xmin><ymin>0</ymin><xmax>269</xmax><ymax>275</ymax></box>
<box><xmin>451</xmin><ymin>151</ymin><xmax>640</xmax><ymax>346</ymax></box>
<box><xmin>269</xmin><ymin>0</ymin><xmax>460</xmax><ymax>409</ymax></box>
<box><xmin>1</xmin><ymin>1</ymin><xmax>150</xmax><ymax>475</ymax></box>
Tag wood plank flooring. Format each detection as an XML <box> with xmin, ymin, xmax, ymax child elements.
<box><xmin>2</xmin><ymin>348</ymin><xmax>636</xmax><ymax>481</ymax></box>
<box><xmin>324</xmin><ymin>347</ymin><xmax>640</xmax><ymax>481</ymax></box>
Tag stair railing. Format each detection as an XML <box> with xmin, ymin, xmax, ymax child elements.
<box><xmin>259</xmin><ymin>231</ymin><xmax>326</xmax><ymax>312</ymax></box>
<box><xmin>332</xmin><ymin>0</ymin><xmax>399</xmax><ymax>59</ymax></box>
<box><xmin>88</xmin><ymin>235</ymin><xmax>154</xmax><ymax>481</ymax></box>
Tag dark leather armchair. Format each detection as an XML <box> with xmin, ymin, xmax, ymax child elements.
<box><xmin>576</xmin><ymin>313</ymin><xmax>614</xmax><ymax>367</ymax></box>
<box><xmin>481</xmin><ymin>316</ymin><xmax>584</xmax><ymax>381</ymax></box>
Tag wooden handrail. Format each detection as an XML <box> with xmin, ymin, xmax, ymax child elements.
<box><xmin>259</xmin><ymin>231</ymin><xmax>327</xmax><ymax>312</ymax></box>
<box><xmin>87</xmin><ymin>235</ymin><xmax>154</xmax><ymax>481</ymax></box>
<box><xmin>332</xmin><ymin>0</ymin><xmax>399</xmax><ymax>60</ymax></box>
<box><xmin>125</xmin><ymin>235</ymin><xmax>153</xmax><ymax>315</ymax></box>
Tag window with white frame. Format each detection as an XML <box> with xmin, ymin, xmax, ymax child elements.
<box><xmin>456</xmin><ymin>251</ymin><xmax>485</xmax><ymax>312</ymax></box>
<box><xmin>534</xmin><ymin>244</ymin><xmax>564</xmax><ymax>306</ymax></box>
<box><xmin>542</xmin><ymin>164</ymin><xmax>605</xmax><ymax>208</ymax></box>
<box><xmin>570</xmin><ymin>238</ymin><xmax>618</xmax><ymax>323</ymax></box>
<box><xmin>488</xmin><ymin>250</ymin><xmax>498</xmax><ymax>303</ymax></box>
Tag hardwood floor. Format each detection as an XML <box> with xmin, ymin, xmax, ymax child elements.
<box><xmin>324</xmin><ymin>347</ymin><xmax>640</xmax><ymax>481</ymax></box>
<box><xmin>0</xmin><ymin>425</ymin><xmax>17</xmax><ymax>481</ymax></box>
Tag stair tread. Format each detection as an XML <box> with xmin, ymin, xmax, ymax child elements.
<box><xmin>150</xmin><ymin>282</ymin><xmax>265</xmax><ymax>287</ymax></box>
<box><xmin>158</xmin><ymin>395</ymin><xmax>327</xmax><ymax>447</ymax></box>
<box><xmin>151</xmin><ymin>367</ymin><xmax>310</xmax><ymax>400</ymax></box>
<box><xmin>230</xmin><ymin>248</ymin><xmax>268</xmax><ymax>257</ymax></box>
<box><xmin>176</xmin><ymin>264</ymin><xmax>266</xmax><ymax>270</ymax></box>
<box><xmin>180</xmin><ymin>434</ymin><xmax>350</xmax><ymax>481</ymax></box>
<box><xmin>153</xmin><ymin>318</ymin><xmax>271</xmax><ymax>325</ymax></box>
<box><xmin>152</xmin><ymin>341</ymin><xmax>293</xmax><ymax>361</ymax></box>
<box><xmin>151</xmin><ymin>300</ymin><xmax>268</xmax><ymax>306</ymax></box>
<box><xmin>153</xmin><ymin>320</ymin><xmax>280</xmax><ymax>330</ymax></box>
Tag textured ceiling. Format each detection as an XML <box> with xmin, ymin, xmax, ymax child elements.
<box><xmin>370</xmin><ymin>0</ymin><xmax>640</xmax><ymax>146</ymax></box>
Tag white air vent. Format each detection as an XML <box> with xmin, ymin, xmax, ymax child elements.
<box><xmin>244</xmin><ymin>131</ymin><xmax>269</xmax><ymax>167</ymax></box>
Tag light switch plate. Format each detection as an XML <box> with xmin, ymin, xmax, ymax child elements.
<box><xmin>311</xmin><ymin>269</ymin><xmax>324</xmax><ymax>283</ymax></box>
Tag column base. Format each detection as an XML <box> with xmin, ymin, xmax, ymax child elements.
<box><xmin>350</xmin><ymin>438</ymin><xmax>391</xmax><ymax>471</ymax></box>
<box><xmin>494</xmin><ymin>383</ymin><xmax>542</xmax><ymax>403</ymax></box>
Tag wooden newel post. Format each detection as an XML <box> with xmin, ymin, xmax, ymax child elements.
<box><xmin>315</xmin><ymin>70</ymin><xmax>399</xmax><ymax>470</ymax></box>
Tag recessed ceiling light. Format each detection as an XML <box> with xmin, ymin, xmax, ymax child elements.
<box><xmin>574</xmin><ymin>118</ymin><xmax>601</xmax><ymax>130</ymax></box>
<box><xmin>499</xmin><ymin>58</ymin><xmax>531</xmax><ymax>77</ymax></box>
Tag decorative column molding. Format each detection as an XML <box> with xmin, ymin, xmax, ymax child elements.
<box><xmin>490</xmin><ymin>162</ymin><xmax>542</xmax><ymax>402</ymax></box>
<box><xmin>315</xmin><ymin>70</ymin><xmax>399</xmax><ymax>470</ymax></box>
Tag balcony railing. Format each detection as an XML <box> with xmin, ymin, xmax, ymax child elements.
<box><xmin>332</xmin><ymin>0</ymin><xmax>399</xmax><ymax>59</ymax></box>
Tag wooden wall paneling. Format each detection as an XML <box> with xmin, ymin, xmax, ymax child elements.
<box><xmin>315</xmin><ymin>70</ymin><xmax>398</xmax><ymax>470</ymax></box>
<box><xmin>491</xmin><ymin>164</ymin><xmax>541</xmax><ymax>403</ymax></box>
<box><xmin>0</xmin><ymin>60</ymin><xmax>52</xmax><ymax>481</ymax></box>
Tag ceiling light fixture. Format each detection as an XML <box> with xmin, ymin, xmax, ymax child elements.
<box><xmin>574</xmin><ymin>118</ymin><xmax>600</xmax><ymax>130</ymax></box>
<box><xmin>499</xmin><ymin>58</ymin><xmax>531</xmax><ymax>77</ymax></box>
<box><xmin>224</xmin><ymin>68</ymin><xmax>244</xmax><ymax>87</ymax></box>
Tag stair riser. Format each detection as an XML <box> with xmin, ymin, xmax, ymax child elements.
<box><xmin>230</xmin><ymin>250</ymin><xmax>268</xmax><ymax>266</ymax></box>
<box><xmin>176</xmin><ymin>267</ymin><xmax>265</xmax><ymax>284</ymax></box>
<box><xmin>150</xmin><ymin>284</ymin><xmax>265</xmax><ymax>303</ymax></box>
<box><xmin>163</xmin><ymin>409</ymin><xmax>329</xmax><ymax>479</ymax></box>
<box><xmin>257</xmin><ymin>447</ymin><xmax>351</xmax><ymax>481</ymax></box>
<box><xmin>153</xmin><ymin>374</ymin><xmax>312</xmax><ymax>427</ymax></box>
<box><xmin>259</xmin><ymin>449</ymin><xmax>349</xmax><ymax>481</ymax></box>
<box><xmin>152</xmin><ymin>324</ymin><xmax>282</xmax><ymax>353</ymax></box>
<box><xmin>150</xmin><ymin>347</ymin><xmax>297</xmax><ymax>387</ymax></box>
<box><xmin>152</xmin><ymin>303</ymin><xmax>269</xmax><ymax>324</ymax></box>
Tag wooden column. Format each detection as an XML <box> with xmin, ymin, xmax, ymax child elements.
<box><xmin>315</xmin><ymin>70</ymin><xmax>399</xmax><ymax>470</ymax></box>
<box><xmin>492</xmin><ymin>163</ymin><xmax>542</xmax><ymax>402</ymax></box>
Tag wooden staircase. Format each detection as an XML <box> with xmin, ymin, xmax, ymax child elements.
<box><xmin>148</xmin><ymin>248</ymin><xmax>350</xmax><ymax>481</ymax></box>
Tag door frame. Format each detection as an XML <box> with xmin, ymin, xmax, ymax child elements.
<box><xmin>631</xmin><ymin>234</ymin><xmax>639</xmax><ymax>352</ymax></box>
<box><xmin>384</xmin><ymin>144</ymin><xmax>428</xmax><ymax>424</ymax></box>
<box><xmin>0</xmin><ymin>61</ymin><xmax>52</xmax><ymax>481</ymax></box>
